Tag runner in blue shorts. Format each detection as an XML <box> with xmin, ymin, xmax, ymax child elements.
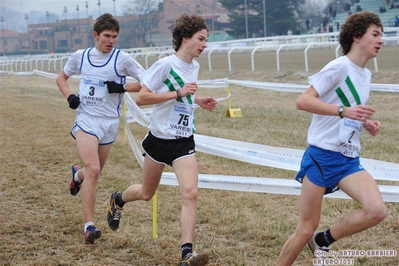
<box><xmin>277</xmin><ymin>12</ymin><xmax>387</xmax><ymax>265</ymax></box>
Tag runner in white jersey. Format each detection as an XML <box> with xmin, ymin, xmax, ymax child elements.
<box><xmin>142</xmin><ymin>53</ymin><xmax>200</xmax><ymax>139</ymax></box>
<box><xmin>64</xmin><ymin>46</ymin><xmax>143</xmax><ymax>118</ymax></box>
<box><xmin>106</xmin><ymin>14</ymin><xmax>217</xmax><ymax>266</ymax></box>
<box><xmin>277</xmin><ymin>12</ymin><xmax>387</xmax><ymax>266</ymax></box>
<box><xmin>56</xmin><ymin>13</ymin><xmax>144</xmax><ymax>245</ymax></box>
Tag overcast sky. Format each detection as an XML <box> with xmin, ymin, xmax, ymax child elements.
<box><xmin>1</xmin><ymin>0</ymin><xmax>121</xmax><ymax>17</ymax></box>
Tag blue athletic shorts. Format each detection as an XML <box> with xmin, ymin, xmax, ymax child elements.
<box><xmin>141</xmin><ymin>131</ymin><xmax>195</xmax><ymax>166</ymax></box>
<box><xmin>295</xmin><ymin>145</ymin><xmax>365</xmax><ymax>194</ymax></box>
<box><xmin>70</xmin><ymin>112</ymin><xmax>119</xmax><ymax>145</ymax></box>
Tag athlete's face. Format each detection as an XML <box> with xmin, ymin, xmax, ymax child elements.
<box><xmin>186</xmin><ymin>29</ymin><xmax>208</xmax><ymax>58</ymax></box>
<box><xmin>94</xmin><ymin>29</ymin><xmax>119</xmax><ymax>53</ymax></box>
<box><xmin>357</xmin><ymin>24</ymin><xmax>383</xmax><ymax>59</ymax></box>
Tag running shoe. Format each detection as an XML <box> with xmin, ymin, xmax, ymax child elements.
<box><xmin>70</xmin><ymin>164</ymin><xmax>82</xmax><ymax>196</ymax></box>
<box><xmin>178</xmin><ymin>252</ymin><xmax>209</xmax><ymax>266</ymax></box>
<box><xmin>84</xmin><ymin>225</ymin><xmax>101</xmax><ymax>244</ymax></box>
<box><xmin>107</xmin><ymin>191</ymin><xmax>124</xmax><ymax>231</ymax></box>
<box><xmin>308</xmin><ymin>232</ymin><xmax>331</xmax><ymax>259</ymax></box>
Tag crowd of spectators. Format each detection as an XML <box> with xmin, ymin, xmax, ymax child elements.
<box><xmin>300</xmin><ymin>0</ymin><xmax>398</xmax><ymax>36</ymax></box>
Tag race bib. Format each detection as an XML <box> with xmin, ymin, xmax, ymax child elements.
<box><xmin>167</xmin><ymin>103</ymin><xmax>194</xmax><ymax>137</ymax></box>
<box><xmin>79</xmin><ymin>77</ymin><xmax>107</xmax><ymax>106</ymax></box>
<box><xmin>338</xmin><ymin>118</ymin><xmax>362</xmax><ymax>158</ymax></box>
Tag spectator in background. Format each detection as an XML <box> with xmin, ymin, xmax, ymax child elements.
<box><xmin>395</xmin><ymin>16</ymin><xmax>399</xmax><ymax>26</ymax></box>
<box><xmin>332</xmin><ymin>9</ymin><xmax>337</xmax><ymax>19</ymax></box>
<box><xmin>306</xmin><ymin>18</ymin><xmax>310</xmax><ymax>31</ymax></box>
<box><xmin>322</xmin><ymin>15</ymin><xmax>328</xmax><ymax>32</ymax></box>
<box><xmin>328</xmin><ymin>25</ymin><xmax>334</xmax><ymax>32</ymax></box>
<box><xmin>336</xmin><ymin>22</ymin><xmax>341</xmax><ymax>32</ymax></box>
<box><xmin>295</xmin><ymin>25</ymin><xmax>301</xmax><ymax>35</ymax></box>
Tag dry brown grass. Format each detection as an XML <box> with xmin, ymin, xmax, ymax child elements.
<box><xmin>0</xmin><ymin>48</ymin><xmax>398</xmax><ymax>266</ymax></box>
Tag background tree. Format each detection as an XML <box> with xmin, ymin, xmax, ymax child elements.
<box><xmin>123</xmin><ymin>0</ymin><xmax>159</xmax><ymax>46</ymax></box>
<box><xmin>219</xmin><ymin>0</ymin><xmax>302</xmax><ymax>38</ymax></box>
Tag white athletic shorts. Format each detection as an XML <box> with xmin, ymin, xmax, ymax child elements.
<box><xmin>70</xmin><ymin>112</ymin><xmax>119</xmax><ymax>145</ymax></box>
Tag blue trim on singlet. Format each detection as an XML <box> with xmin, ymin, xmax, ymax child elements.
<box><xmin>86</xmin><ymin>47</ymin><xmax>117</xmax><ymax>67</ymax></box>
<box><xmin>113</xmin><ymin>50</ymin><xmax>126</xmax><ymax>118</ymax></box>
<box><xmin>113</xmin><ymin>49</ymin><xmax>126</xmax><ymax>84</ymax></box>
<box><xmin>79</xmin><ymin>48</ymin><xmax>89</xmax><ymax>73</ymax></box>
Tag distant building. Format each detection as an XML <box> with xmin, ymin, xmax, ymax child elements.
<box><xmin>0</xmin><ymin>0</ymin><xmax>229</xmax><ymax>55</ymax></box>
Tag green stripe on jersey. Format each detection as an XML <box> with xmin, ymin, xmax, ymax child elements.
<box><xmin>164</xmin><ymin>78</ymin><xmax>183</xmax><ymax>103</ymax></box>
<box><xmin>336</xmin><ymin>87</ymin><xmax>351</xmax><ymax>107</ymax></box>
<box><xmin>169</xmin><ymin>68</ymin><xmax>193</xmax><ymax>104</ymax></box>
<box><xmin>345</xmin><ymin>76</ymin><xmax>361</xmax><ymax>105</ymax></box>
<box><xmin>335</xmin><ymin>76</ymin><xmax>362</xmax><ymax>107</ymax></box>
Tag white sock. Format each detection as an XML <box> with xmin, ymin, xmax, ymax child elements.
<box><xmin>84</xmin><ymin>222</ymin><xmax>94</xmax><ymax>233</ymax></box>
<box><xmin>74</xmin><ymin>170</ymin><xmax>81</xmax><ymax>183</ymax></box>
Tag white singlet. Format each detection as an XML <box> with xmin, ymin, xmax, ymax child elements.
<box><xmin>64</xmin><ymin>47</ymin><xmax>144</xmax><ymax>118</ymax></box>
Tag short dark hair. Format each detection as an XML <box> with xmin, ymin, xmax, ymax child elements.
<box><xmin>339</xmin><ymin>11</ymin><xmax>383</xmax><ymax>55</ymax></box>
<box><xmin>93</xmin><ymin>13</ymin><xmax>120</xmax><ymax>35</ymax></box>
<box><xmin>172</xmin><ymin>14</ymin><xmax>209</xmax><ymax>52</ymax></box>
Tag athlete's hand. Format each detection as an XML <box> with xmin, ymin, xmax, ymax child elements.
<box><xmin>196</xmin><ymin>97</ymin><xmax>217</xmax><ymax>111</ymax></box>
<box><xmin>67</xmin><ymin>94</ymin><xmax>80</xmax><ymax>109</ymax></box>
<box><xmin>363</xmin><ymin>119</ymin><xmax>381</xmax><ymax>136</ymax></box>
<box><xmin>104</xmin><ymin>80</ymin><xmax>126</xmax><ymax>93</ymax></box>
<box><xmin>342</xmin><ymin>105</ymin><xmax>375</xmax><ymax>121</ymax></box>
<box><xmin>180</xmin><ymin>82</ymin><xmax>198</xmax><ymax>97</ymax></box>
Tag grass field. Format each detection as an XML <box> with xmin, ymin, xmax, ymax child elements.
<box><xmin>0</xmin><ymin>47</ymin><xmax>398</xmax><ymax>266</ymax></box>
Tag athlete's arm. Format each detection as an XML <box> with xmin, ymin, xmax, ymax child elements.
<box><xmin>297</xmin><ymin>86</ymin><xmax>375</xmax><ymax>120</ymax></box>
<box><xmin>195</xmin><ymin>97</ymin><xmax>217</xmax><ymax>111</ymax></box>
<box><xmin>136</xmin><ymin>86</ymin><xmax>177</xmax><ymax>106</ymax></box>
<box><xmin>56</xmin><ymin>70</ymin><xmax>72</xmax><ymax>98</ymax></box>
<box><xmin>125</xmin><ymin>82</ymin><xmax>141</xmax><ymax>93</ymax></box>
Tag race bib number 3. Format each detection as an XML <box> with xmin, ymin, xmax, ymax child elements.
<box><xmin>80</xmin><ymin>77</ymin><xmax>107</xmax><ymax>106</ymax></box>
<box><xmin>168</xmin><ymin>103</ymin><xmax>194</xmax><ymax>137</ymax></box>
<box><xmin>338</xmin><ymin>118</ymin><xmax>362</xmax><ymax>158</ymax></box>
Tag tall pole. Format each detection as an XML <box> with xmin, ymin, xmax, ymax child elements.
<box><xmin>76</xmin><ymin>5</ymin><xmax>80</xmax><ymax>49</ymax></box>
<box><xmin>46</xmin><ymin>11</ymin><xmax>50</xmax><ymax>53</ymax></box>
<box><xmin>25</xmin><ymin>14</ymin><xmax>29</xmax><ymax>53</ymax></box>
<box><xmin>211</xmin><ymin>0</ymin><xmax>215</xmax><ymax>42</ymax></box>
<box><xmin>244</xmin><ymin>0</ymin><xmax>248</xmax><ymax>38</ymax></box>
<box><xmin>76</xmin><ymin>5</ymin><xmax>80</xmax><ymax>32</ymax></box>
<box><xmin>86</xmin><ymin>1</ymin><xmax>91</xmax><ymax>47</ymax></box>
<box><xmin>0</xmin><ymin>16</ymin><xmax>4</xmax><ymax>55</ymax></box>
<box><xmin>97</xmin><ymin>0</ymin><xmax>101</xmax><ymax>17</ymax></box>
<box><xmin>63</xmin><ymin>7</ymin><xmax>68</xmax><ymax>26</ymax></box>
<box><xmin>113</xmin><ymin>0</ymin><xmax>116</xmax><ymax>16</ymax></box>
<box><xmin>86</xmin><ymin>1</ymin><xmax>89</xmax><ymax>24</ymax></box>
<box><xmin>263</xmin><ymin>0</ymin><xmax>266</xmax><ymax>37</ymax></box>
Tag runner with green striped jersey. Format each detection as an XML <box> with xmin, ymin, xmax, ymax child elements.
<box><xmin>277</xmin><ymin>11</ymin><xmax>387</xmax><ymax>266</ymax></box>
<box><xmin>106</xmin><ymin>14</ymin><xmax>216</xmax><ymax>266</ymax></box>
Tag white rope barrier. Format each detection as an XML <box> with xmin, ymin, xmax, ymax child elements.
<box><xmin>4</xmin><ymin>70</ymin><xmax>397</xmax><ymax>202</ymax></box>
<box><xmin>124</xmin><ymin>93</ymin><xmax>399</xmax><ymax>203</ymax></box>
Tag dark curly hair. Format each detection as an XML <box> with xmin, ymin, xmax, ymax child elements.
<box><xmin>172</xmin><ymin>14</ymin><xmax>209</xmax><ymax>52</ymax></box>
<box><xmin>93</xmin><ymin>13</ymin><xmax>120</xmax><ymax>35</ymax></box>
<box><xmin>339</xmin><ymin>11</ymin><xmax>383</xmax><ymax>55</ymax></box>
